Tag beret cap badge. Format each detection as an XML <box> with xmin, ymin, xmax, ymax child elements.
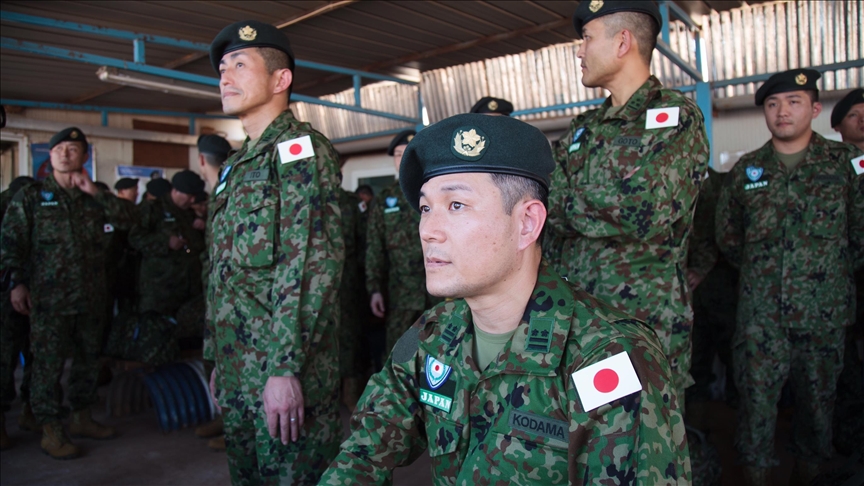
<box><xmin>589</xmin><ymin>0</ymin><xmax>604</xmax><ymax>13</ymax></box>
<box><xmin>239</xmin><ymin>25</ymin><xmax>257</xmax><ymax>41</ymax></box>
<box><xmin>70</xmin><ymin>131</ymin><xmax>79</xmax><ymax>139</ymax></box>
<box><xmin>487</xmin><ymin>100</ymin><xmax>498</xmax><ymax>111</ymax></box>
<box><xmin>795</xmin><ymin>73</ymin><xmax>807</xmax><ymax>85</ymax></box>
<box><xmin>407</xmin><ymin>134</ymin><xmax>414</xmax><ymax>142</ymax></box>
<box><xmin>451</xmin><ymin>127</ymin><xmax>488</xmax><ymax>160</ymax></box>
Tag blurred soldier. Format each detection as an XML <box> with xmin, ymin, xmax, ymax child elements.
<box><xmin>469</xmin><ymin>96</ymin><xmax>514</xmax><ymax>116</ymax></box>
<box><xmin>545</xmin><ymin>1</ymin><xmax>709</xmax><ymax>397</ymax></box>
<box><xmin>129</xmin><ymin>170</ymin><xmax>205</xmax><ymax>318</ymax></box>
<box><xmin>0</xmin><ymin>176</ymin><xmax>37</xmax><ymax>450</ymax></box>
<box><xmin>367</xmin><ymin>130</ymin><xmax>440</xmax><ymax>357</ymax></box>
<box><xmin>205</xmin><ymin>20</ymin><xmax>344</xmax><ymax>484</ymax></box>
<box><xmin>196</xmin><ymin>134</ymin><xmax>232</xmax><ymax>192</ymax></box>
<box><xmin>114</xmin><ymin>177</ymin><xmax>139</xmax><ymax>203</ymax></box>
<box><xmin>715</xmin><ymin>69</ymin><xmax>864</xmax><ymax>485</ymax></box>
<box><xmin>0</xmin><ymin>127</ymin><xmax>134</xmax><ymax>459</ymax></box>
<box><xmin>337</xmin><ymin>183</ymin><xmax>365</xmax><ymax>411</ymax></box>
<box><xmin>143</xmin><ymin>178</ymin><xmax>171</xmax><ymax>202</ymax></box>
<box><xmin>322</xmin><ymin>113</ymin><xmax>690</xmax><ymax>485</ymax></box>
<box><xmin>832</xmin><ymin>88</ymin><xmax>864</xmax><ymax>151</ymax></box>
<box><xmin>355</xmin><ymin>184</ymin><xmax>373</xmax><ymax>206</ymax></box>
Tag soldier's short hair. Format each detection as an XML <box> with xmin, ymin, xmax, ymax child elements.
<box><xmin>257</xmin><ymin>47</ymin><xmax>293</xmax><ymax>101</ymax></box>
<box><xmin>202</xmin><ymin>152</ymin><xmax>227</xmax><ymax>168</ymax></box>
<box><xmin>489</xmin><ymin>173</ymin><xmax>548</xmax><ymax>244</ymax></box>
<box><xmin>602</xmin><ymin>12</ymin><xmax>659</xmax><ymax>64</ymax></box>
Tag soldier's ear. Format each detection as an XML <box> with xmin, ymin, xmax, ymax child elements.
<box><xmin>273</xmin><ymin>69</ymin><xmax>292</xmax><ymax>96</ymax></box>
<box><xmin>517</xmin><ymin>199</ymin><xmax>546</xmax><ymax>251</ymax></box>
<box><xmin>811</xmin><ymin>102</ymin><xmax>823</xmax><ymax>119</ymax></box>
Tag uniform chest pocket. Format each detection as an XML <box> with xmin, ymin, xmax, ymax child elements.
<box><xmin>231</xmin><ymin>181</ymin><xmax>278</xmax><ymax>269</ymax></box>
<box><xmin>425</xmin><ymin>413</ymin><xmax>464</xmax><ymax>458</ymax></box>
<box><xmin>806</xmin><ymin>180</ymin><xmax>847</xmax><ymax>240</ymax></box>
<box><xmin>742</xmin><ymin>187</ymin><xmax>779</xmax><ymax>243</ymax></box>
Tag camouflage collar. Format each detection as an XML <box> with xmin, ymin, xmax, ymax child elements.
<box><xmin>759</xmin><ymin>132</ymin><xmax>832</xmax><ymax>170</ymax></box>
<box><xmin>41</xmin><ymin>174</ymin><xmax>80</xmax><ymax>200</ymax></box>
<box><xmin>422</xmin><ymin>265</ymin><xmax>574</xmax><ymax>377</ymax></box>
<box><xmin>598</xmin><ymin>75</ymin><xmax>663</xmax><ymax>123</ymax></box>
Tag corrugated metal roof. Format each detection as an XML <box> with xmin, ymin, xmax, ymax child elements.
<box><xmin>1</xmin><ymin>0</ymin><xmax>772</xmax><ymax>115</ymax></box>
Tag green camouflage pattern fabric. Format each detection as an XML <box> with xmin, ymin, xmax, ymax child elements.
<box><xmin>715</xmin><ymin>134</ymin><xmax>864</xmax><ymax>330</ymax></box>
<box><xmin>103</xmin><ymin>310</ymin><xmax>179</xmax><ymax>366</ymax></box>
<box><xmin>731</xmin><ymin>325</ymin><xmax>844</xmax><ymax>466</ymax></box>
<box><xmin>223</xmin><ymin>405</ymin><xmax>340</xmax><ymax>485</ymax></box>
<box><xmin>686</xmin><ymin>169</ymin><xmax>738</xmax><ymax>404</ymax></box>
<box><xmin>322</xmin><ymin>265</ymin><xmax>690</xmax><ymax>485</ymax></box>
<box><xmin>544</xmin><ymin>76</ymin><xmax>709</xmax><ymax>393</ymax></box>
<box><xmin>366</xmin><ymin>181</ymin><xmax>440</xmax><ymax>352</ymax></box>
<box><xmin>338</xmin><ymin>188</ymin><xmax>365</xmax><ymax>378</ymax></box>
<box><xmin>129</xmin><ymin>196</ymin><xmax>204</xmax><ymax>316</ymax></box>
<box><xmin>202</xmin><ymin>109</ymin><xmax>344</xmax><ymax>481</ymax></box>
<box><xmin>716</xmin><ymin>134</ymin><xmax>864</xmax><ymax>467</ymax></box>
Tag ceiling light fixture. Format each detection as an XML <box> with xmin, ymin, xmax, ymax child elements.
<box><xmin>96</xmin><ymin>66</ymin><xmax>220</xmax><ymax>100</ymax></box>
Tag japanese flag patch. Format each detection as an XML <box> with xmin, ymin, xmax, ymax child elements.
<box><xmin>571</xmin><ymin>352</ymin><xmax>642</xmax><ymax>411</ymax></box>
<box><xmin>103</xmin><ymin>223</ymin><xmax>114</xmax><ymax>233</ymax></box>
<box><xmin>277</xmin><ymin>135</ymin><xmax>314</xmax><ymax>164</ymax></box>
<box><xmin>645</xmin><ymin>107</ymin><xmax>680</xmax><ymax>129</ymax></box>
<box><xmin>851</xmin><ymin>155</ymin><xmax>864</xmax><ymax>176</ymax></box>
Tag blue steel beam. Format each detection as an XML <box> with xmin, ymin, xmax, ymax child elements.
<box><xmin>133</xmin><ymin>38</ymin><xmax>145</xmax><ymax>64</ymax></box>
<box><xmin>0</xmin><ymin>11</ymin><xmax>416</xmax><ymax>86</ymax></box>
<box><xmin>658</xmin><ymin>2</ymin><xmax>671</xmax><ymax>46</ymax></box>
<box><xmin>0</xmin><ymin>98</ymin><xmax>235</xmax><ymax>119</ymax></box>
<box><xmin>331</xmin><ymin>127</ymin><xmax>413</xmax><ymax>145</ymax></box>
<box><xmin>511</xmin><ymin>97</ymin><xmax>606</xmax><ymax>117</ymax></box>
<box><xmin>712</xmin><ymin>59</ymin><xmax>864</xmax><ymax>88</ymax></box>
<box><xmin>655</xmin><ymin>39</ymin><xmax>703</xmax><ymax>82</ymax></box>
<box><xmin>290</xmin><ymin>94</ymin><xmax>419</xmax><ymax>124</ymax></box>
<box><xmin>695</xmin><ymin>82</ymin><xmax>713</xmax><ymax>168</ymax></box>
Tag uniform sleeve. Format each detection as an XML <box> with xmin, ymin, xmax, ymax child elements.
<box><xmin>201</xmin><ymin>227</ymin><xmax>215</xmax><ymax>362</ymax></box>
<box><xmin>848</xmin><ymin>149</ymin><xmax>864</xmax><ymax>271</ymax></box>
<box><xmin>0</xmin><ymin>191</ymin><xmax>33</xmax><ymax>286</ymax></box>
<box><xmin>267</xmin><ymin>134</ymin><xmax>344</xmax><ymax>376</ymax></box>
<box><xmin>714</xmin><ymin>172</ymin><xmax>744</xmax><ymax>269</ymax></box>
<box><xmin>365</xmin><ymin>199</ymin><xmax>387</xmax><ymax>296</ymax></box>
<box><xmin>128</xmin><ymin>203</ymin><xmax>170</xmax><ymax>257</ymax></box>
<box><xmin>94</xmin><ymin>190</ymin><xmax>137</xmax><ymax>231</ymax></box>
<box><xmin>548</xmin><ymin>105</ymin><xmax>708</xmax><ymax>241</ymax></box>
<box><xmin>320</xmin><ymin>349</ymin><xmax>428</xmax><ymax>484</ymax></box>
<box><xmin>686</xmin><ymin>177</ymin><xmax>720</xmax><ymax>279</ymax></box>
<box><xmin>567</xmin><ymin>324</ymin><xmax>690</xmax><ymax>485</ymax></box>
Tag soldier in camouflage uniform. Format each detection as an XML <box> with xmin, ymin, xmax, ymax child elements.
<box><xmin>204</xmin><ymin>21</ymin><xmax>344</xmax><ymax>485</ymax></box>
<box><xmin>367</xmin><ymin>130</ymin><xmax>440</xmax><ymax>356</ymax></box>
<box><xmin>129</xmin><ymin>170</ymin><xmax>205</xmax><ymax>318</ymax></box>
<box><xmin>323</xmin><ymin>113</ymin><xmax>690</xmax><ymax>485</ymax></box>
<box><xmin>1</xmin><ymin>176</ymin><xmax>36</xmax><ymax>450</ymax></box>
<box><xmin>338</xmin><ymin>185</ymin><xmax>365</xmax><ymax>410</ymax></box>
<box><xmin>544</xmin><ymin>1</ymin><xmax>709</xmax><ymax>397</ymax></box>
<box><xmin>715</xmin><ymin>69</ymin><xmax>864</xmax><ymax>485</ymax></box>
<box><xmin>1</xmin><ymin>128</ymin><xmax>135</xmax><ymax>459</ymax></box>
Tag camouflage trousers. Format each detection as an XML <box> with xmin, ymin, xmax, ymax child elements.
<box><xmin>30</xmin><ymin>312</ymin><xmax>106</xmax><ymax>424</ymax></box>
<box><xmin>732</xmin><ymin>324</ymin><xmax>845</xmax><ymax>467</ymax></box>
<box><xmin>0</xmin><ymin>303</ymin><xmax>32</xmax><ymax>411</ymax></box>
<box><xmin>223</xmin><ymin>405</ymin><xmax>341</xmax><ymax>486</ymax></box>
<box><xmin>338</xmin><ymin>289</ymin><xmax>365</xmax><ymax>379</ymax></box>
<box><xmin>687</xmin><ymin>290</ymin><xmax>737</xmax><ymax>404</ymax></box>
<box><xmin>384</xmin><ymin>309</ymin><xmax>424</xmax><ymax>359</ymax></box>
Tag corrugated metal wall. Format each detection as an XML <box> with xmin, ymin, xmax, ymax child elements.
<box><xmin>292</xmin><ymin>0</ymin><xmax>862</xmax><ymax>138</ymax></box>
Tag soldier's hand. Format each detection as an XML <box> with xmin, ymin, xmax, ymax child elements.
<box><xmin>70</xmin><ymin>171</ymin><xmax>98</xmax><ymax>195</ymax></box>
<box><xmin>209</xmin><ymin>368</ymin><xmax>221</xmax><ymax>414</ymax></box>
<box><xmin>10</xmin><ymin>284</ymin><xmax>31</xmax><ymax>315</ymax></box>
<box><xmin>192</xmin><ymin>218</ymin><xmax>206</xmax><ymax>231</ymax></box>
<box><xmin>370</xmin><ymin>292</ymin><xmax>386</xmax><ymax>318</ymax></box>
<box><xmin>168</xmin><ymin>235</ymin><xmax>186</xmax><ymax>250</ymax></box>
<box><xmin>687</xmin><ymin>269</ymin><xmax>705</xmax><ymax>290</ymax></box>
<box><xmin>263</xmin><ymin>376</ymin><xmax>304</xmax><ymax>445</ymax></box>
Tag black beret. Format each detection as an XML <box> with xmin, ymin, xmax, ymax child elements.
<box><xmin>755</xmin><ymin>69</ymin><xmax>820</xmax><ymax>106</ymax></box>
<box><xmin>171</xmin><ymin>170</ymin><xmax>205</xmax><ymax>196</ymax></box>
<box><xmin>387</xmin><ymin>130</ymin><xmax>416</xmax><ymax>156</ymax></box>
<box><xmin>49</xmin><ymin>127</ymin><xmax>88</xmax><ymax>150</ymax></box>
<box><xmin>469</xmin><ymin>97</ymin><xmax>514</xmax><ymax>116</ymax></box>
<box><xmin>831</xmin><ymin>88</ymin><xmax>864</xmax><ymax>128</ymax></box>
<box><xmin>114</xmin><ymin>178</ymin><xmax>139</xmax><ymax>190</ymax></box>
<box><xmin>146</xmin><ymin>178</ymin><xmax>172</xmax><ymax>198</ymax></box>
<box><xmin>210</xmin><ymin>20</ymin><xmax>295</xmax><ymax>73</ymax></box>
<box><xmin>399</xmin><ymin>114</ymin><xmax>554</xmax><ymax>212</ymax></box>
<box><xmin>572</xmin><ymin>0</ymin><xmax>661</xmax><ymax>39</ymax></box>
<box><xmin>94</xmin><ymin>181</ymin><xmax>110</xmax><ymax>192</ymax></box>
<box><xmin>197</xmin><ymin>134</ymin><xmax>232</xmax><ymax>157</ymax></box>
<box><xmin>8</xmin><ymin>176</ymin><xmax>35</xmax><ymax>195</ymax></box>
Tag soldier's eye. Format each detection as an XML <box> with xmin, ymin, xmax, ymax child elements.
<box><xmin>420</xmin><ymin>205</ymin><xmax>430</xmax><ymax>213</ymax></box>
<box><xmin>450</xmin><ymin>202</ymin><xmax>464</xmax><ymax>210</ymax></box>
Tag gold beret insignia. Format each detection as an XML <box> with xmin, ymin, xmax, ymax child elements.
<box><xmin>589</xmin><ymin>0</ymin><xmax>604</xmax><ymax>13</ymax></box>
<box><xmin>453</xmin><ymin>128</ymin><xmax>487</xmax><ymax>159</ymax></box>
<box><xmin>407</xmin><ymin>134</ymin><xmax>414</xmax><ymax>142</ymax></box>
<box><xmin>70</xmin><ymin>131</ymin><xmax>79</xmax><ymax>139</ymax></box>
<box><xmin>239</xmin><ymin>25</ymin><xmax>257</xmax><ymax>41</ymax></box>
<box><xmin>488</xmin><ymin>100</ymin><xmax>499</xmax><ymax>111</ymax></box>
<box><xmin>795</xmin><ymin>73</ymin><xmax>807</xmax><ymax>85</ymax></box>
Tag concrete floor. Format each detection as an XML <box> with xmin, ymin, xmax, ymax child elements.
<box><xmin>1</xmin><ymin>379</ymin><xmax>860</xmax><ymax>485</ymax></box>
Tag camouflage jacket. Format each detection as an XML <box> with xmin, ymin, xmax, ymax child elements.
<box><xmin>544</xmin><ymin>75</ymin><xmax>709</xmax><ymax>379</ymax></box>
<box><xmin>203</xmin><ymin>109</ymin><xmax>344</xmax><ymax>415</ymax></box>
<box><xmin>715</xmin><ymin>134</ymin><xmax>864</xmax><ymax>329</ymax></box>
<box><xmin>128</xmin><ymin>196</ymin><xmax>204</xmax><ymax>314</ymax></box>
<box><xmin>322</xmin><ymin>265</ymin><xmax>690</xmax><ymax>486</ymax></box>
<box><xmin>365</xmin><ymin>181</ymin><xmax>430</xmax><ymax>310</ymax></box>
<box><xmin>0</xmin><ymin>174</ymin><xmax>134</xmax><ymax>315</ymax></box>
<box><xmin>339</xmin><ymin>188</ymin><xmax>365</xmax><ymax>307</ymax></box>
<box><xmin>687</xmin><ymin>168</ymin><xmax>726</xmax><ymax>280</ymax></box>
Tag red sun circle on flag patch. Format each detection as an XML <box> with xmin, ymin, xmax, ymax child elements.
<box><xmin>289</xmin><ymin>144</ymin><xmax>303</xmax><ymax>155</ymax></box>
<box><xmin>859</xmin><ymin>160</ymin><xmax>864</xmax><ymax>169</ymax></box>
<box><xmin>655</xmin><ymin>112</ymin><xmax>669</xmax><ymax>123</ymax></box>
<box><xmin>434</xmin><ymin>364</ymin><xmax>441</xmax><ymax>372</ymax></box>
<box><xmin>593</xmin><ymin>368</ymin><xmax>619</xmax><ymax>393</ymax></box>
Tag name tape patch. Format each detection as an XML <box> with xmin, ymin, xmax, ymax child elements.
<box><xmin>509</xmin><ymin>409</ymin><xmax>568</xmax><ymax>443</ymax></box>
<box><xmin>243</xmin><ymin>169</ymin><xmax>269</xmax><ymax>182</ymax></box>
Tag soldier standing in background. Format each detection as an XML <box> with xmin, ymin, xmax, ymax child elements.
<box><xmin>0</xmin><ymin>176</ymin><xmax>37</xmax><ymax>450</ymax></box>
<box><xmin>832</xmin><ymin>88</ymin><xmax>864</xmax><ymax>152</ymax></box>
<box><xmin>715</xmin><ymin>69</ymin><xmax>864</xmax><ymax>485</ymax></box>
<box><xmin>545</xmin><ymin>1</ymin><xmax>709</xmax><ymax>399</ymax></box>
<box><xmin>337</xmin><ymin>179</ymin><xmax>365</xmax><ymax>411</ymax></box>
<box><xmin>0</xmin><ymin>127</ymin><xmax>134</xmax><ymax>459</ymax></box>
<box><xmin>468</xmin><ymin>96</ymin><xmax>514</xmax><ymax>116</ymax></box>
<box><xmin>205</xmin><ymin>20</ymin><xmax>344</xmax><ymax>484</ymax></box>
<box><xmin>366</xmin><ymin>130</ymin><xmax>440</xmax><ymax>358</ymax></box>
